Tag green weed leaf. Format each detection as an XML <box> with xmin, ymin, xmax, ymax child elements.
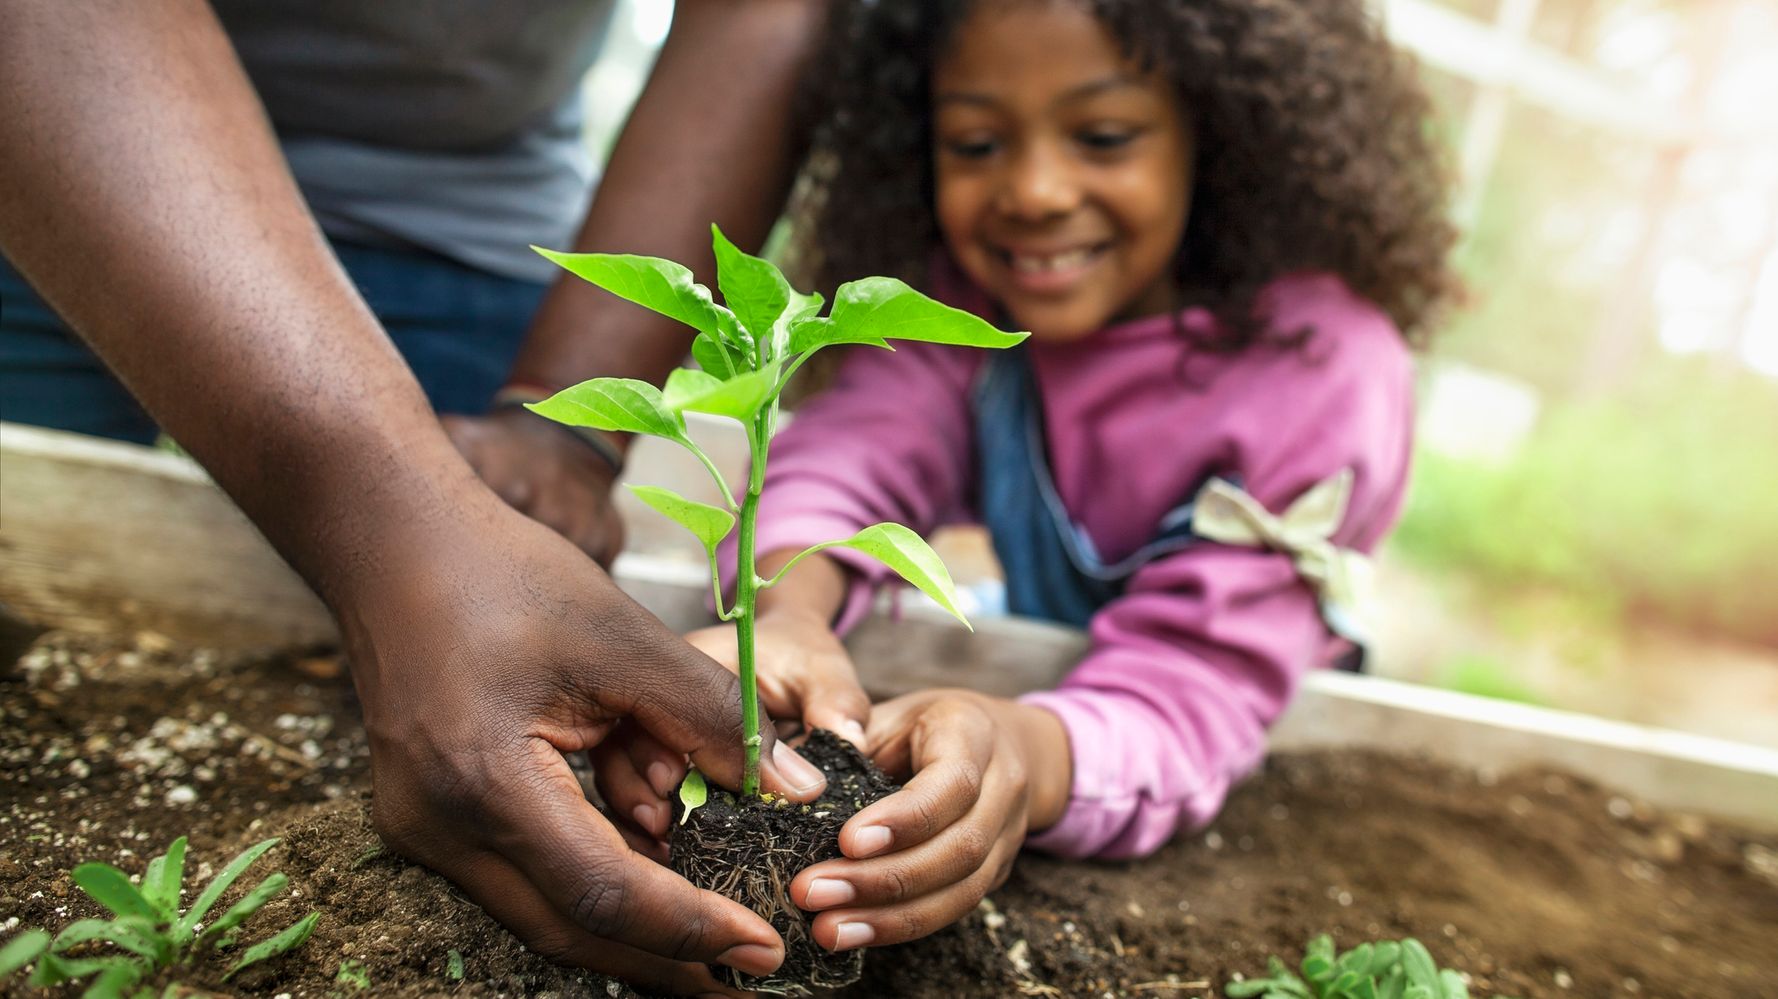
<box><xmin>178</xmin><ymin>838</ymin><xmax>279</xmax><ymax>937</ymax></box>
<box><xmin>71</xmin><ymin>865</ymin><xmax>156</xmax><ymax>921</ymax></box>
<box><xmin>662</xmin><ymin>363</ymin><xmax>783</xmax><ymax>423</ymax></box>
<box><xmin>823</xmin><ymin>277</ymin><xmax>1027</xmax><ymax>351</ymax></box>
<box><xmin>0</xmin><ymin>929</ymin><xmax>49</xmax><ymax>977</ymax></box>
<box><xmin>678</xmin><ymin>770</ymin><xmax>708</xmax><ymax>825</ymax></box>
<box><xmin>51</xmin><ymin>918</ymin><xmax>160</xmax><ymax>961</ymax></box>
<box><xmin>224</xmin><ymin>911</ymin><xmax>318</xmax><ymax>980</ymax></box>
<box><xmin>198</xmin><ymin>873</ymin><xmax>288</xmax><ymax>945</ymax></box>
<box><xmin>1400</xmin><ymin>940</ymin><xmax>1439</xmax><ymax>989</ymax></box>
<box><xmin>336</xmin><ymin>957</ymin><xmax>371</xmax><ymax>990</ymax></box>
<box><xmin>79</xmin><ymin>959</ymin><xmax>144</xmax><ymax>999</ymax></box>
<box><xmin>795</xmin><ymin>523</ymin><xmax>969</xmax><ymax>628</ymax></box>
<box><xmin>1437</xmin><ymin>969</ymin><xmax>1469</xmax><ymax>999</ymax></box>
<box><xmin>527</xmin><ymin>378</ymin><xmax>688</xmax><ymax>442</ymax></box>
<box><xmin>627</xmin><ymin>485</ymin><xmax>734</xmax><ymax>552</ymax></box>
<box><xmin>447</xmin><ymin>948</ymin><xmax>466</xmax><ymax>982</ymax></box>
<box><xmin>140</xmin><ymin>837</ymin><xmax>186</xmax><ymax>922</ymax></box>
<box><xmin>533</xmin><ymin>248</ymin><xmax>730</xmax><ymax>343</ymax></box>
<box><xmin>1370</xmin><ymin>942</ymin><xmax>1401</xmax><ymax>976</ymax></box>
<box><xmin>28</xmin><ymin>952</ymin><xmax>123</xmax><ymax>987</ymax></box>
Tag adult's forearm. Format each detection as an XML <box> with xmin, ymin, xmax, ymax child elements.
<box><xmin>507</xmin><ymin>0</ymin><xmax>827</xmax><ymax>392</ymax></box>
<box><xmin>0</xmin><ymin>0</ymin><xmax>475</xmax><ymax>604</ymax></box>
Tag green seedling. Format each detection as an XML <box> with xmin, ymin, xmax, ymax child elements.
<box><xmin>529</xmin><ymin>225</ymin><xmax>1026</xmax><ymax>798</ymax></box>
<box><xmin>335</xmin><ymin>958</ymin><xmax>371</xmax><ymax>990</ymax></box>
<box><xmin>0</xmin><ymin>836</ymin><xmax>319</xmax><ymax>998</ymax></box>
<box><xmin>1227</xmin><ymin>935</ymin><xmax>1498</xmax><ymax>999</ymax></box>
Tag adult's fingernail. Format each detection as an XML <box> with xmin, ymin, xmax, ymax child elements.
<box><xmin>832</xmin><ymin>921</ymin><xmax>875</xmax><ymax>951</ymax></box>
<box><xmin>717</xmin><ymin>943</ymin><xmax>782</xmax><ymax>977</ymax></box>
<box><xmin>851</xmin><ymin>825</ymin><xmax>892</xmax><ymax>858</ymax></box>
<box><xmin>632</xmin><ymin>803</ymin><xmax>663</xmax><ymax>836</ymax></box>
<box><xmin>773</xmin><ymin>741</ymin><xmax>827</xmax><ymax>795</ymax></box>
<box><xmin>803</xmin><ymin>877</ymin><xmax>856</xmax><ymax>909</ymax></box>
<box><xmin>645</xmin><ymin>760</ymin><xmax>677</xmax><ymax>798</ymax></box>
<box><xmin>838</xmin><ymin>719</ymin><xmax>868</xmax><ymax>747</ymax></box>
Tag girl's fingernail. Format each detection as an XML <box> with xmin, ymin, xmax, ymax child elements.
<box><xmin>851</xmin><ymin>825</ymin><xmax>892</xmax><ymax>857</ymax></box>
<box><xmin>631</xmin><ymin>803</ymin><xmax>662</xmax><ymax>835</ymax></box>
<box><xmin>803</xmin><ymin>877</ymin><xmax>856</xmax><ymax>908</ymax></box>
<box><xmin>832</xmin><ymin>921</ymin><xmax>875</xmax><ymax>951</ymax></box>
<box><xmin>773</xmin><ymin>741</ymin><xmax>827</xmax><ymax>795</ymax></box>
<box><xmin>645</xmin><ymin>761</ymin><xmax>677</xmax><ymax>798</ymax></box>
<box><xmin>839</xmin><ymin>720</ymin><xmax>868</xmax><ymax>747</ymax></box>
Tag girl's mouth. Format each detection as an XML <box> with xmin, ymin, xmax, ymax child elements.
<box><xmin>994</xmin><ymin>242</ymin><xmax>1110</xmax><ymax>294</ymax></box>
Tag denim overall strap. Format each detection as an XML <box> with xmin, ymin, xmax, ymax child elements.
<box><xmin>972</xmin><ymin>347</ymin><xmax>1201</xmax><ymax>628</ymax></box>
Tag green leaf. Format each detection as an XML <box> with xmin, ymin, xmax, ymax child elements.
<box><xmin>1337</xmin><ymin>944</ymin><xmax>1374</xmax><ymax>977</ymax></box>
<box><xmin>224</xmin><ymin>911</ymin><xmax>318</xmax><ymax>981</ymax></box>
<box><xmin>336</xmin><ymin>957</ymin><xmax>371</xmax><ymax>990</ymax></box>
<box><xmin>141</xmin><ymin>837</ymin><xmax>186</xmax><ymax>922</ymax></box>
<box><xmin>711</xmin><ymin>225</ymin><xmax>791</xmax><ymax>348</ymax></box>
<box><xmin>1345</xmin><ymin>979</ymin><xmax>1380</xmax><ymax>999</ymax></box>
<box><xmin>692</xmin><ymin>330</ymin><xmax>750</xmax><ymax>379</ymax></box>
<box><xmin>678</xmin><ymin>770</ymin><xmax>707</xmax><ymax>826</ymax></box>
<box><xmin>533</xmin><ymin>248</ymin><xmax>730</xmax><ymax>342</ymax></box>
<box><xmin>1404</xmin><ymin>987</ymin><xmax>1433</xmax><ymax>999</ymax></box>
<box><xmin>1302</xmin><ymin>953</ymin><xmax>1335</xmax><ymax>983</ymax></box>
<box><xmin>71</xmin><ymin>865</ymin><xmax>156</xmax><ymax>921</ymax></box>
<box><xmin>0</xmin><ymin>929</ymin><xmax>49</xmax><ymax>977</ymax></box>
<box><xmin>1437</xmin><ymin>969</ymin><xmax>1468</xmax><ymax>999</ymax></box>
<box><xmin>786</xmin><ymin>317</ymin><xmax>888</xmax><ymax>356</ymax></box>
<box><xmin>1306</xmin><ymin>934</ymin><xmax>1336</xmax><ymax>965</ymax></box>
<box><xmin>28</xmin><ymin>953</ymin><xmax>124</xmax><ymax>987</ymax></box>
<box><xmin>1369</xmin><ymin>942</ymin><xmax>1402</xmax><ymax>976</ymax></box>
<box><xmin>447</xmin><ymin>948</ymin><xmax>465</xmax><ymax>982</ymax></box>
<box><xmin>178</xmin><ymin>838</ymin><xmax>279</xmax><ymax>937</ymax></box>
<box><xmin>79</xmin><ymin>960</ymin><xmax>143</xmax><ymax>999</ymax></box>
<box><xmin>822</xmin><ymin>277</ymin><xmax>1028</xmax><ymax>351</ymax></box>
<box><xmin>1327</xmin><ymin>971</ymin><xmax>1363</xmax><ymax>995</ymax></box>
<box><xmin>661</xmin><ymin>362</ymin><xmax>783</xmax><ymax>422</ymax></box>
<box><xmin>1224</xmin><ymin>980</ymin><xmax>1273</xmax><ymax>998</ymax></box>
<box><xmin>527</xmin><ymin>378</ymin><xmax>688</xmax><ymax>442</ymax></box>
<box><xmin>791</xmin><ymin>523</ymin><xmax>970</xmax><ymax>628</ymax></box>
<box><xmin>1378</xmin><ymin>967</ymin><xmax>1407</xmax><ymax>999</ymax></box>
<box><xmin>1400</xmin><ymin>940</ymin><xmax>1439</xmax><ymax>990</ymax></box>
<box><xmin>50</xmin><ymin>919</ymin><xmax>160</xmax><ymax>961</ymax></box>
<box><xmin>197</xmin><ymin>873</ymin><xmax>288</xmax><ymax>945</ymax></box>
<box><xmin>627</xmin><ymin>485</ymin><xmax>734</xmax><ymax>552</ymax></box>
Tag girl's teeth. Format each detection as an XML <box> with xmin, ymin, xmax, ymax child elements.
<box><xmin>1010</xmin><ymin>248</ymin><xmax>1094</xmax><ymax>273</ymax></box>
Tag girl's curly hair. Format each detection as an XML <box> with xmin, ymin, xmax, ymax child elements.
<box><xmin>786</xmin><ymin>0</ymin><xmax>1459</xmax><ymax>351</ymax></box>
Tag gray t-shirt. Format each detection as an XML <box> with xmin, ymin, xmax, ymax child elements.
<box><xmin>214</xmin><ymin>1</ymin><xmax>617</xmax><ymax>283</ymax></box>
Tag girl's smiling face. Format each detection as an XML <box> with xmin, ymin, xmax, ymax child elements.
<box><xmin>932</xmin><ymin>0</ymin><xmax>1194</xmax><ymax>342</ymax></box>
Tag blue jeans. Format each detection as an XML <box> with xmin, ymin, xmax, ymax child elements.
<box><xmin>0</xmin><ymin>242</ymin><xmax>547</xmax><ymax>444</ymax></box>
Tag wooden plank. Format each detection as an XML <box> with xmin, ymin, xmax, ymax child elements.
<box><xmin>0</xmin><ymin>423</ymin><xmax>335</xmax><ymax>648</ymax></box>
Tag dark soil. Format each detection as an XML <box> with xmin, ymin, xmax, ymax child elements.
<box><xmin>2</xmin><ymin>630</ymin><xmax>1775</xmax><ymax>998</ymax></box>
<box><xmin>670</xmin><ymin>730</ymin><xmax>897</xmax><ymax>996</ymax></box>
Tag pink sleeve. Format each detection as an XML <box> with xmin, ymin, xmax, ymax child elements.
<box><xmin>1021</xmin><ymin>327</ymin><xmax>1415</xmax><ymax>860</ymax></box>
<box><xmin>720</xmin><ymin>343</ymin><xmax>980</xmax><ymax>632</ymax></box>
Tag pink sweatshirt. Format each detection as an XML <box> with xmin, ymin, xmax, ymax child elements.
<box><xmin>747</xmin><ymin>273</ymin><xmax>1414</xmax><ymax>859</ymax></box>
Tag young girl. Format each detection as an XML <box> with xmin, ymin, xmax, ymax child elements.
<box><xmin>605</xmin><ymin>0</ymin><xmax>1455</xmax><ymax>960</ymax></box>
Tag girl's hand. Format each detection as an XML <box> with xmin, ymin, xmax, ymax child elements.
<box><xmin>786</xmin><ymin>689</ymin><xmax>1073</xmax><ymax>951</ymax></box>
<box><xmin>684</xmin><ymin>609</ymin><xmax>872</xmax><ymax>747</ymax></box>
<box><xmin>589</xmin><ymin>608</ymin><xmax>870</xmax><ymax>846</ymax></box>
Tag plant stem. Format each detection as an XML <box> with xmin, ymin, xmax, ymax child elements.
<box><xmin>735</xmin><ymin>414</ymin><xmax>769</xmax><ymax>798</ymax></box>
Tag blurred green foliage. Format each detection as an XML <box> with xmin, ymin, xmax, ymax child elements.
<box><xmin>1395</xmin><ymin>361</ymin><xmax>1778</xmax><ymax>647</ymax></box>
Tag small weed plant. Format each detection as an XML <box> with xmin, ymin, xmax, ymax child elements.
<box><xmin>529</xmin><ymin>225</ymin><xmax>1025</xmax><ymax>796</ymax></box>
<box><xmin>1228</xmin><ymin>935</ymin><xmax>1488</xmax><ymax>999</ymax></box>
<box><xmin>0</xmin><ymin>836</ymin><xmax>318</xmax><ymax>998</ymax></box>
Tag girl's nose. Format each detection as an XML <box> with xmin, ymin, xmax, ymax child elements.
<box><xmin>995</xmin><ymin>142</ymin><xmax>1081</xmax><ymax>221</ymax></box>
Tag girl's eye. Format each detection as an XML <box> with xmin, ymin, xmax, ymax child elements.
<box><xmin>1078</xmin><ymin>128</ymin><xmax>1140</xmax><ymax>151</ymax></box>
<box><xmin>943</xmin><ymin>136</ymin><xmax>1000</xmax><ymax>159</ymax></box>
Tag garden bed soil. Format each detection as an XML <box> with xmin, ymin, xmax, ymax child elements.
<box><xmin>2</xmin><ymin>631</ymin><xmax>1775</xmax><ymax>998</ymax></box>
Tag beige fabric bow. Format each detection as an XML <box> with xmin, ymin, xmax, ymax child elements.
<box><xmin>1190</xmin><ymin>469</ymin><xmax>1373</xmax><ymax>642</ymax></box>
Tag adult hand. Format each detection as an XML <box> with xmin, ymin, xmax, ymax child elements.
<box><xmin>343</xmin><ymin>488</ymin><xmax>832</xmax><ymax>995</ymax></box>
<box><xmin>593</xmin><ymin>608</ymin><xmax>873</xmax><ymax>845</ymax></box>
<box><xmin>785</xmin><ymin>689</ymin><xmax>1072</xmax><ymax>952</ymax></box>
<box><xmin>443</xmin><ymin>406</ymin><xmax>626</xmax><ymax>567</ymax></box>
